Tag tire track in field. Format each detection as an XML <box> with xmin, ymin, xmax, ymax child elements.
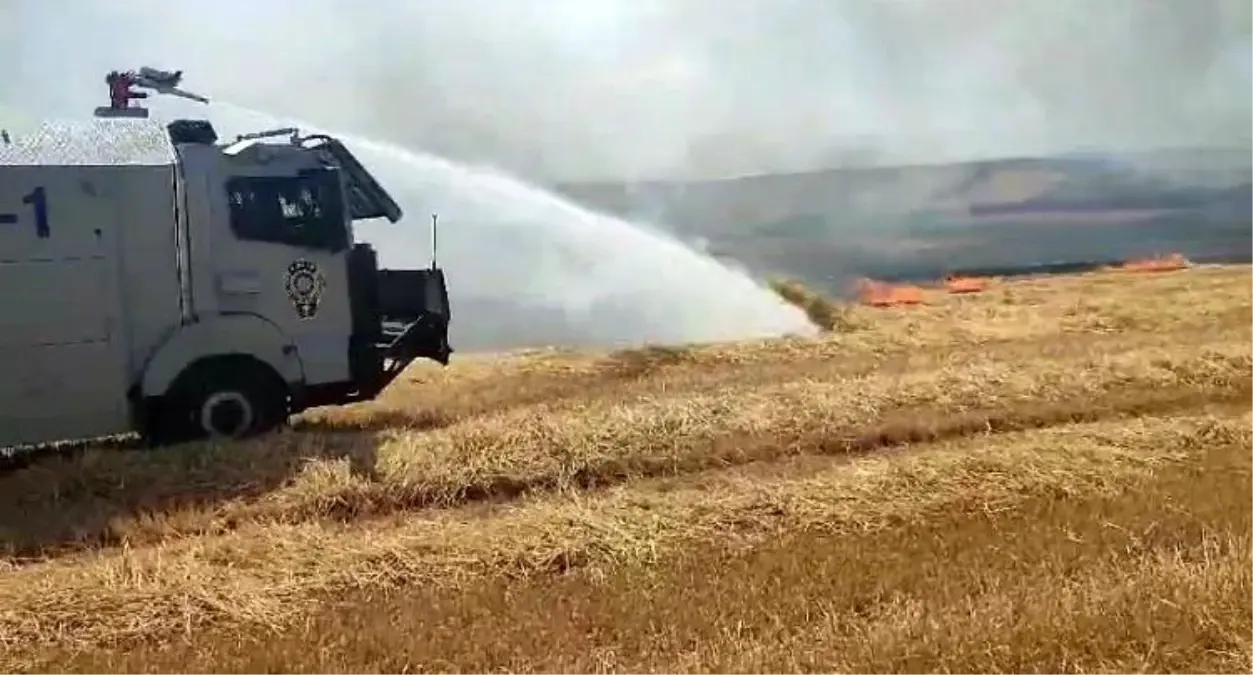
<box><xmin>301</xmin><ymin>382</ymin><xmax>1252</xmax><ymax>521</ymax></box>
<box><xmin>8</xmin><ymin>377</ymin><xmax>1239</xmax><ymax>562</ymax></box>
<box><xmin>4</xmin><ymin>344</ymin><xmax>1247</xmax><ymax>560</ymax></box>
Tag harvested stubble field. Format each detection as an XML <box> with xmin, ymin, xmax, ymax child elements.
<box><xmin>1</xmin><ymin>265</ymin><xmax>1251</xmax><ymax>673</ymax></box>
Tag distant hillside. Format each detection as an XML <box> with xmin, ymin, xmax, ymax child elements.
<box><xmin>554</xmin><ymin>147</ymin><xmax>1252</xmax><ymax>293</ymax></box>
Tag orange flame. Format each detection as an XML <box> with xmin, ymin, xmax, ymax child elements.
<box><xmin>945</xmin><ymin>273</ymin><xmax>989</xmax><ymax>294</ymax></box>
<box><xmin>1115</xmin><ymin>253</ymin><xmax>1191</xmax><ymax>273</ymax></box>
<box><xmin>858</xmin><ymin>279</ymin><xmax>924</xmax><ymax>307</ymax></box>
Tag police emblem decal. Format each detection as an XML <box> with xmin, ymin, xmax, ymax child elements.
<box><xmin>284</xmin><ymin>259</ymin><xmax>326</xmax><ymax>320</ymax></box>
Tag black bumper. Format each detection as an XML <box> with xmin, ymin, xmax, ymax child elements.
<box><xmin>342</xmin><ymin>243</ymin><xmax>453</xmax><ymax>401</ymax></box>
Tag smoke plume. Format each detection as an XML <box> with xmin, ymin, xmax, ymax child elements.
<box><xmin>6</xmin><ymin>0</ymin><xmax>1251</xmax><ymax>180</ymax></box>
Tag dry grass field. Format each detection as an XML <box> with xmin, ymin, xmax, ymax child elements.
<box><xmin>0</xmin><ymin>265</ymin><xmax>1250</xmax><ymax>673</ymax></box>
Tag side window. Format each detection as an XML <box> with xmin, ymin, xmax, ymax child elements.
<box><xmin>225</xmin><ymin>169</ymin><xmax>349</xmax><ymax>252</ymax></box>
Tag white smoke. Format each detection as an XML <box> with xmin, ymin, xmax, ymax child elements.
<box><xmin>5</xmin><ymin>0</ymin><xmax>1250</xmax><ymax>181</ymax></box>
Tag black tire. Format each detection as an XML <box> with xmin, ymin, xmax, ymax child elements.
<box><xmin>151</xmin><ymin>358</ymin><xmax>289</xmax><ymax>445</ymax></box>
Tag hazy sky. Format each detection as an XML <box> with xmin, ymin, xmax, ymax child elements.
<box><xmin>4</xmin><ymin>0</ymin><xmax>1251</xmax><ymax>180</ymax></box>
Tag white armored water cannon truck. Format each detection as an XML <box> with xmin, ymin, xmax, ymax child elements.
<box><xmin>0</xmin><ymin>68</ymin><xmax>452</xmax><ymax>448</ymax></box>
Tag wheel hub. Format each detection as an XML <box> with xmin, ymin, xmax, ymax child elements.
<box><xmin>200</xmin><ymin>391</ymin><xmax>254</xmax><ymax>438</ymax></box>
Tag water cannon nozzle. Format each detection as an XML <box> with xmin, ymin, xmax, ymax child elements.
<box><xmin>95</xmin><ymin>66</ymin><xmax>209</xmax><ymax>118</ymax></box>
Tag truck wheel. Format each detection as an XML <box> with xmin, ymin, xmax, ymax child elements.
<box><xmin>157</xmin><ymin>359</ymin><xmax>289</xmax><ymax>444</ymax></box>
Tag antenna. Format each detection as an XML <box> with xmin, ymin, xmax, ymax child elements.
<box><xmin>430</xmin><ymin>214</ymin><xmax>439</xmax><ymax>270</ymax></box>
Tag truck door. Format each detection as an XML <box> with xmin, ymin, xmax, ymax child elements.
<box><xmin>210</xmin><ymin>167</ymin><xmax>356</xmax><ymax>387</ymax></box>
<box><xmin>0</xmin><ymin>167</ymin><xmax>132</xmax><ymax>447</ymax></box>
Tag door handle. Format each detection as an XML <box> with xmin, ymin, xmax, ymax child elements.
<box><xmin>218</xmin><ymin>270</ymin><xmax>261</xmax><ymax>295</ymax></box>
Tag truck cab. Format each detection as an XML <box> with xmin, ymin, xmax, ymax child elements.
<box><xmin>0</xmin><ymin>117</ymin><xmax>451</xmax><ymax>447</ymax></box>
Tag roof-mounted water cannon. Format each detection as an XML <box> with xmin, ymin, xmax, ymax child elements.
<box><xmin>94</xmin><ymin>67</ymin><xmax>209</xmax><ymax>119</ymax></box>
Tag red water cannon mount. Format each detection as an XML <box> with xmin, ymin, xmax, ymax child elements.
<box><xmin>95</xmin><ymin>67</ymin><xmax>210</xmax><ymax>119</ymax></box>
